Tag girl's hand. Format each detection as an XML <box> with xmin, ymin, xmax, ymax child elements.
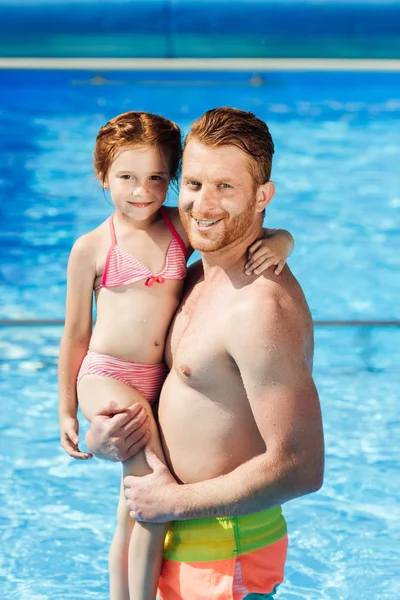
<box><xmin>245</xmin><ymin>229</ymin><xmax>294</xmax><ymax>276</ymax></box>
<box><xmin>60</xmin><ymin>416</ymin><xmax>92</xmax><ymax>460</ymax></box>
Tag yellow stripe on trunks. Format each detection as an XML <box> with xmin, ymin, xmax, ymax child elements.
<box><xmin>164</xmin><ymin>506</ymin><xmax>287</xmax><ymax>562</ymax></box>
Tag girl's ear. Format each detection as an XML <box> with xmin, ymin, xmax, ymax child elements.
<box><xmin>255</xmin><ymin>181</ymin><xmax>275</xmax><ymax>213</ymax></box>
<box><xmin>97</xmin><ymin>171</ymin><xmax>108</xmax><ymax>189</ymax></box>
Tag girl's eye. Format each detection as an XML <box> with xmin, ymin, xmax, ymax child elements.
<box><xmin>120</xmin><ymin>174</ymin><xmax>132</xmax><ymax>180</ymax></box>
<box><xmin>149</xmin><ymin>175</ymin><xmax>162</xmax><ymax>181</ymax></box>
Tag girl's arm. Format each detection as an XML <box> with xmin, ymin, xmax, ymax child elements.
<box><xmin>245</xmin><ymin>228</ymin><xmax>294</xmax><ymax>276</ymax></box>
<box><xmin>58</xmin><ymin>235</ymin><xmax>96</xmax><ymax>460</ymax></box>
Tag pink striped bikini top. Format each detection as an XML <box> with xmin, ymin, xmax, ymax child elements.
<box><xmin>95</xmin><ymin>207</ymin><xmax>187</xmax><ymax>291</ymax></box>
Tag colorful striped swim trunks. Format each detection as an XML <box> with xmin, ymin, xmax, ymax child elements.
<box><xmin>157</xmin><ymin>506</ymin><xmax>288</xmax><ymax>600</ymax></box>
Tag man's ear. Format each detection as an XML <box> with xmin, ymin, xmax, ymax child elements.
<box><xmin>255</xmin><ymin>181</ymin><xmax>275</xmax><ymax>213</ymax></box>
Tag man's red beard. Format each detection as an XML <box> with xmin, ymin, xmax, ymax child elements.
<box><xmin>179</xmin><ymin>195</ymin><xmax>258</xmax><ymax>253</ymax></box>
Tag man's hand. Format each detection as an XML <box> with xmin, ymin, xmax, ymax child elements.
<box><xmin>124</xmin><ymin>447</ymin><xmax>179</xmax><ymax>522</ymax></box>
<box><xmin>86</xmin><ymin>401</ymin><xmax>150</xmax><ymax>462</ymax></box>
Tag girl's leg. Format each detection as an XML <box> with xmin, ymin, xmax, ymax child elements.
<box><xmin>78</xmin><ymin>375</ymin><xmax>168</xmax><ymax>600</ymax></box>
<box><xmin>123</xmin><ymin>460</ymin><xmax>168</xmax><ymax>600</ymax></box>
<box><xmin>108</xmin><ymin>480</ymin><xmax>134</xmax><ymax>600</ymax></box>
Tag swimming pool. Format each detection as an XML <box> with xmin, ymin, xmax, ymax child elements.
<box><xmin>0</xmin><ymin>69</ymin><xmax>399</xmax><ymax>599</ymax></box>
<box><xmin>1</xmin><ymin>69</ymin><xmax>399</xmax><ymax>321</ymax></box>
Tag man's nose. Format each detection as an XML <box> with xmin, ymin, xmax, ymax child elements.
<box><xmin>193</xmin><ymin>186</ymin><xmax>217</xmax><ymax>213</ymax></box>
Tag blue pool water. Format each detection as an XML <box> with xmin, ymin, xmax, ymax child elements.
<box><xmin>0</xmin><ymin>70</ymin><xmax>399</xmax><ymax>599</ymax></box>
<box><xmin>1</xmin><ymin>325</ymin><xmax>399</xmax><ymax>599</ymax></box>
<box><xmin>1</xmin><ymin>70</ymin><xmax>399</xmax><ymax>321</ymax></box>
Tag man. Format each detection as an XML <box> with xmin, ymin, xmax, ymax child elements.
<box><xmin>86</xmin><ymin>107</ymin><xmax>324</xmax><ymax>599</ymax></box>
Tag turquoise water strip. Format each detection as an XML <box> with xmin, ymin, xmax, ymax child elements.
<box><xmin>0</xmin><ymin>1</ymin><xmax>400</xmax><ymax>58</ymax></box>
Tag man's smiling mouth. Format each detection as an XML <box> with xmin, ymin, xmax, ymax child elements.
<box><xmin>193</xmin><ymin>218</ymin><xmax>222</xmax><ymax>228</ymax></box>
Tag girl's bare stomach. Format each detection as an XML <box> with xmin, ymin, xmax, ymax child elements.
<box><xmin>90</xmin><ymin>283</ymin><xmax>182</xmax><ymax>364</ymax></box>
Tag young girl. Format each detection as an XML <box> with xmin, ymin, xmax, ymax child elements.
<box><xmin>58</xmin><ymin>111</ymin><xmax>294</xmax><ymax>600</ymax></box>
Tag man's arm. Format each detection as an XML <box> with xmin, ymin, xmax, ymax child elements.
<box><xmin>124</xmin><ymin>283</ymin><xmax>324</xmax><ymax>522</ymax></box>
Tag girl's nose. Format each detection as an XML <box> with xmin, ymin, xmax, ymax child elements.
<box><xmin>131</xmin><ymin>183</ymin><xmax>149</xmax><ymax>196</ymax></box>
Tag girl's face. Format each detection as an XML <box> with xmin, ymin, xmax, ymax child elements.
<box><xmin>105</xmin><ymin>145</ymin><xmax>170</xmax><ymax>221</ymax></box>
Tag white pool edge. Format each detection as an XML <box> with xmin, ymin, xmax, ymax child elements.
<box><xmin>1</xmin><ymin>58</ymin><xmax>400</xmax><ymax>71</ymax></box>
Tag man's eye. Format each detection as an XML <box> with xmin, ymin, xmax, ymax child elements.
<box><xmin>219</xmin><ymin>183</ymin><xmax>231</xmax><ymax>189</ymax></box>
<box><xmin>187</xmin><ymin>180</ymin><xmax>200</xmax><ymax>188</ymax></box>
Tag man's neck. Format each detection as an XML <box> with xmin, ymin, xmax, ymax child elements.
<box><xmin>200</xmin><ymin>222</ymin><xmax>263</xmax><ymax>279</ymax></box>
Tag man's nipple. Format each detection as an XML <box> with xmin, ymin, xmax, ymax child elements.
<box><xmin>181</xmin><ymin>364</ymin><xmax>191</xmax><ymax>377</ymax></box>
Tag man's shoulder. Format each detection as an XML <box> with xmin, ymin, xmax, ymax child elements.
<box><xmin>225</xmin><ymin>266</ymin><xmax>314</xmax><ymax>369</ymax></box>
<box><xmin>231</xmin><ymin>266</ymin><xmax>312</xmax><ymax>332</ymax></box>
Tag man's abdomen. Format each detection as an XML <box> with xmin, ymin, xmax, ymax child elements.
<box><xmin>159</xmin><ymin>371</ymin><xmax>265</xmax><ymax>484</ymax></box>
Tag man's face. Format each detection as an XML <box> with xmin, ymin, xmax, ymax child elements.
<box><xmin>179</xmin><ymin>140</ymin><xmax>261</xmax><ymax>253</ymax></box>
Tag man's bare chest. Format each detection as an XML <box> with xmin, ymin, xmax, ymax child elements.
<box><xmin>166</xmin><ymin>285</ymin><xmax>235</xmax><ymax>388</ymax></box>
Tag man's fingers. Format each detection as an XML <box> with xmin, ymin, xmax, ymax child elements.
<box><xmin>97</xmin><ymin>399</ymin><xmax>144</xmax><ymax>417</ymax></box>
<box><xmin>107</xmin><ymin>404</ymin><xmax>147</xmax><ymax>431</ymax></box>
<box><xmin>88</xmin><ymin>402</ymin><xmax>149</xmax><ymax>461</ymax></box>
<box><xmin>121</xmin><ymin>407</ymin><xmax>149</xmax><ymax>436</ymax></box>
<box><xmin>96</xmin><ymin>400</ymin><xmax>126</xmax><ymax>416</ymax></box>
<box><xmin>124</xmin><ymin>426</ymin><xmax>151</xmax><ymax>460</ymax></box>
<box><xmin>123</xmin><ymin>475</ymin><xmax>136</xmax><ymax>491</ymax></box>
<box><xmin>144</xmin><ymin>446</ymin><xmax>163</xmax><ymax>470</ymax></box>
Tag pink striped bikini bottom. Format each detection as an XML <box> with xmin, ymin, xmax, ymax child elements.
<box><xmin>77</xmin><ymin>350</ymin><xmax>168</xmax><ymax>405</ymax></box>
